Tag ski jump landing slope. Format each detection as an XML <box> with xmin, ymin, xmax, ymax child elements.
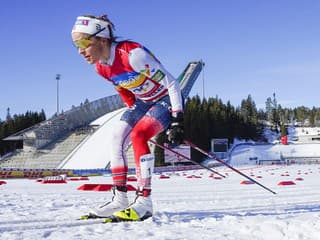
<box><xmin>58</xmin><ymin>61</ymin><xmax>204</xmax><ymax>170</ymax></box>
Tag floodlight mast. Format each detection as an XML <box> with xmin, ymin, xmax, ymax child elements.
<box><xmin>56</xmin><ymin>74</ymin><xmax>61</xmax><ymax>115</ymax></box>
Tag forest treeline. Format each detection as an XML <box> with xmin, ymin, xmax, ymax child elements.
<box><xmin>155</xmin><ymin>93</ymin><xmax>320</xmax><ymax>164</ymax></box>
<box><xmin>0</xmin><ymin>109</ymin><xmax>46</xmax><ymax>156</ymax></box>
<box><xmin>2</xmin><ymin>93</ymin><xmax>320</xmax><ymax>161</ymax></box>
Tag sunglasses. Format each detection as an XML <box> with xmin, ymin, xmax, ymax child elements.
<box><xmin>73</xmin><ymin>27</ymin><xmax>106</xmax><ymax>50</ymax></box>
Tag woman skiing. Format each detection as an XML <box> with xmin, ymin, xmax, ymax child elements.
<box><xmin>71</xmin><ymin>14</ymin><xmax>183</xmax><ymax>221</ymax></box>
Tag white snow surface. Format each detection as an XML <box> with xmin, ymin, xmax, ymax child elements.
<box><xmin>59</xmin><ymin>108</ymin><xmax>126</xmax><ymax>169</ymax></box>
<box><xmin>1</xmin><ymin>164</ymin><xmax>320</xmax><ymax>240</ymax></box>
<box><xmin>230</xmin><ymin>143</ymin><xmax>320</xmax><ymax>165</ymax></box>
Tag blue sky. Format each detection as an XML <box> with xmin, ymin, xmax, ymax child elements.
<box><xmin>1</xmin><ymin>0</ymin><xmax>320</xmax><ymax>120</ymax></box>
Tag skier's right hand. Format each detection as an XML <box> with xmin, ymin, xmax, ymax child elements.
<box><xmin>166</xmin><ymin>112</ymin><xmax>184</xmax><ymax>146</ymax></box>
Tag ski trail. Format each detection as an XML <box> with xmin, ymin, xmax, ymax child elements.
<box><xmin>0</xmin><ymin>218</ymin><xmax>53</xmax><ymax>226</ymax></box>
<box><xmin>154</xmin><ymin>201</ymin><xmax>320</xmax><ymax>223</ymax></box>
<box><xmin>0</xmin><ymin>218</ymin><xmax>103</xmax><ymax>233</ymax></box>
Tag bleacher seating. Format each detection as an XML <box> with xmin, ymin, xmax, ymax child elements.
<box><xmin>23</xmin><ymin>94</ymin><xmax>124</xmax><ymax>149</ymax></box>
<box><xmin>0</xmin><ymin>131</ymin><xmax>89</xmax><ymax>169</ymax></box>
<box><xmin>0</xmin><ymin>94</ymin><xmax>124</xmax><ymax>169</ymax></box>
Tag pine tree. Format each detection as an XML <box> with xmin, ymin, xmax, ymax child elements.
<box><xmin>0</xmin><ymin>110</ymin><xmax>46</xmax><ymax>156</ymax></box>
<box><xmin>6</xmin><ymin>108</ymin><xmax>12</xmax><ymax>121</ymax></box>
<box><xmin>280</xmin><ymin>124</ymin><xmax>288</xmax><ymax>137</ymax></box>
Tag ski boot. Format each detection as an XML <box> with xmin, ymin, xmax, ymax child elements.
<box><xmin>81</xmin><ymin>185</ymin><xmax>129</xmax><ymax>219</ymax></box>
<box><xmin>105</xmin><ymin>188</ymin><xmax>153</xmax><ymax>222</ymax></box>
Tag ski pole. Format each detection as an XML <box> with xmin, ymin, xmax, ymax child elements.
<box><xmin>184</xmin><ymin>140</ymin><xmax>277</xmax><ymax>195</ymax></box>
<box><xmin>149</xmin><ymin>139</ymin><xmax>226</xmax><ymax>178</ymax></box>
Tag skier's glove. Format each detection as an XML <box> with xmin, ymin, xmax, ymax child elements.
<box><xmin>166</xmin><ymin>112</ymin><xmax>184</xmax><ymax>146</ymax></box>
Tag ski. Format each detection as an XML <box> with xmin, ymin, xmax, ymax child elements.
<box><xmin>78</xmin><ymin>214</ymin><xmax>123</xmax><ymax>223</ymax></box>
<box><xmin>102</xmin><ymin>216</ymin><xmax>152</xmax><ymax>223</ymax></box>
<box><xmin>79</xmin><ymin>215</ymin><xmax>151</xmax><ymax>223</ymax></box>
<box><xmin>78</xmin><ymin>214</ymin><xmax>105</xmax><ymax>220</ymax></box>
<box><xmin>79</xmin><ymin>210</ymin><xmax>152</xmax><ymax>223</ymax></box>
<box><xmin>102</xmin><ymin>215</ymin><xmax>136</xmax><ymax>223</ymax></box>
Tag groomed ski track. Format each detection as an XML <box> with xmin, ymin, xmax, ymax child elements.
<box><xmin>1</xmin><ymin>164</ymin><xmax>319</xmax><ymax>240</ymax></box>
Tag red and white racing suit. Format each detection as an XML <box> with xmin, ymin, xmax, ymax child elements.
<box><xmin>96</xmin><ymin>41</ymin><xmax>183</xmax><ymax>189</ymax></box>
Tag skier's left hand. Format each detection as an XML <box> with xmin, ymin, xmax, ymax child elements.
<box><xmin>166</xmin><ymin>112</ymin><xmax>184</xmax><ymax>146</ymax></box>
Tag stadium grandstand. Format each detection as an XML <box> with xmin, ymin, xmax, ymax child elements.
<box><xmin>0</xmin><ymin>94</ymin><xmax>124</xmax><ymax>169</ymax></box>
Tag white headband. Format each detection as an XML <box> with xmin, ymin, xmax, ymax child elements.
<box><xmin>71</xmin><ymin>16</ymin><xmax>111</xmax><ymax>38</ymax></box>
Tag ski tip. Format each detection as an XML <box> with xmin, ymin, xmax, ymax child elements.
<box><xmin>102</xmin><ymin>216</ymin><xmax>121</xmax><ymax>223</ymax></box>
<box><xmin>102</xmin><ymin>218</ymin><xmax>114</xmax><ymax>223</ymax></box>
<box><xmin>101</xmin><ymin>212</ymin><xmax>153</xmax><ymax>223</ymax></box>
<box><xmin>79</xmin><ymin>215</ymin><xmax>90</xmax><ymax>220</ymax></box>
<box><xmin>79</xmin><ymin>213</ymin><xmax>105</xmax><ymax>220</ymax></box>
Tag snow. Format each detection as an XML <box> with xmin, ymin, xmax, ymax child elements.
<box><xmin>1</xmin><ymin>164</ymin><xmax>320</xmax><ymax>240</ymax></box>
<box><xmin>224</xmin><ymin>126</ymin><xmax>320</xmax><ymax>166</ymax></box>
<box><xmin>58</xmin><ymin>108</ymin><xmax>126</xmax><ymax>169</ymax></box>
<box><xmin>292</xmin><ymin>127</ymin><xmax>320</xmax><ymax>137</ymax></box>
<box><xmin>230</xmin><ymin>143</ymin><xmax>320</xmax><ymax>165</ymax></box>
<box><xmin>2</xmin><ymin>118</ymin><xmax>320</xmax><ymax>240</ymax></box>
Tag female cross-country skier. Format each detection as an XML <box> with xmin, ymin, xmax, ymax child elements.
<box><xmin>71</xmin><ymin>14</ymin><xmax>184</xmax><ymax>221</ymax></box>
